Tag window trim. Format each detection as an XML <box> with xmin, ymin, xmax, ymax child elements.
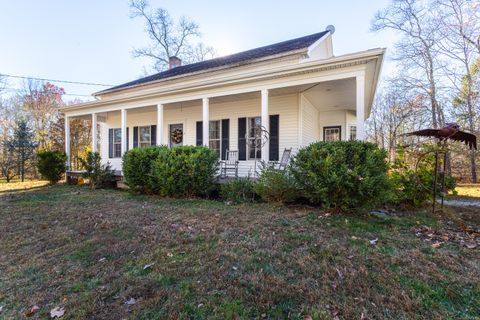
<box><xmin>113</xmin><ymin>128</ymin><xmax>122</xmax><ymax>158</ymax></box>
<box><xmin>247</xmin><ymin>116</ymin><xmax>262</xmax><ymax>160</ymax></box>
<box><xmin>323</xmin><ymin>126</ymin><xmax>342</xmax><ymax>142</ymax></box>
<box><xmin>138</xmin><ymin>125</ymin><xmax>152</xmax><ymax>148</ymax></box>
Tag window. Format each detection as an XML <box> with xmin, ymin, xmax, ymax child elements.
<box><xmin>349</xmin><ymin>125</ymin><xmax>357</xmax><ymax>141</ymax></box>
<box><xmin>323</xmin><ymin>126</ymin><xmax>341</xmax><ymax>141</ymax></box>
<box><xmin>113</xmin><ymin>128</ymin><xmax>122</xmax><ymax>158</ymax></box>
<box><xmin>209</xmin><ymin>120</ymin><xmax>221</xmax><ymax>158</ymax></box>
<box><xmin>139</xmin><ymin>126</ymin><xmax>151</xmax><ymax>147</ymax></box>
<box><xmin>247</xmin><ymin>117</ymin><xmax>262</xmax><ymax>160</ymax></box>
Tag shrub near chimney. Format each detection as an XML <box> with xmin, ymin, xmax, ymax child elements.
<box><xmin>169</xmin><ymin>56</ymin><xmax>182</xmax><ymax>69</ymax></box>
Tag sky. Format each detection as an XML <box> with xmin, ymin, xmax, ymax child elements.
<box><xmin>0</xmin><ymin>0</ymin><xmax>397</xmax><ymax>102</ymax></box>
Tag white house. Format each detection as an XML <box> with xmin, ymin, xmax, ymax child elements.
<box><xmin>60</xmin><ymin>27</ymin><xmax>384</xmax><ymax>177</ymax></box>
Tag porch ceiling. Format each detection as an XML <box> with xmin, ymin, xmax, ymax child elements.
<box><xmin>301</xmin><ymin>77</ymin><xmax>356</xmax><ymax>112</ymax></box>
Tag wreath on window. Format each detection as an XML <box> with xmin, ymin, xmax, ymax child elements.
<box><xmin>171</xmin><ymin>128</ymin><xmax>183</xmax><ymax>144</ymax></box>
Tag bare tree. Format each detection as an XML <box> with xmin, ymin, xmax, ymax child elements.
<box><xmin>367</xmin><ymin>82</ymin><xmax>430</xmax><ymax>161</ymax></box>
<box><xmin>130</xmin><ymin>0</ymin><xmax>215</xmax><ymax>72</ymax></box>
<box><xmin>372</xmin><ymin>0</ymin><xmax>446</xmax><ymax>128</ymax></box>
<box><xmin>434</xmin><ymin>0</ymin><xmax>480</xmax><ymax>182</ymax></box>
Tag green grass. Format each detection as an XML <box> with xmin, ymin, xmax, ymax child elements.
<box><xmin>0</xmin><ymin>183</ymin><xmax>478</xmax><ymax>319</ymax></box>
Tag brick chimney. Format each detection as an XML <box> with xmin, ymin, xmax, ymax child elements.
<box><xmin>169</xmin><ymin>56</ymin><xmax>182</xmax><ymax>69</ymax></box>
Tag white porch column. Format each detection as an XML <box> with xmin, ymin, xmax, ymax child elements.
<box><xmin>121</xmin><ymin>109</ymin><xmax>127</xmax><ymax>155</ymax></box>
<box><xmin>261</xmin><ymin>89</ymin><xmax>269</xmax><ymax>162</ymax></box>
<box><xmin>356</xmin><ymin>73</ymin><xmax>366</xmax><ymax>140</ymax></box>
<box><xmin>91</xmin><ymin>113</ymin><xmax>97</xmax><ymax>153</ymax></box>
<box><xmin>65</xmin><ymin>116</ymin><xmax>71</xmax><ymax>170</ymax></box>
<box><xmin>202</xmin><ymin>97</ymin><xmax>209</xmax><ymax>147</ymax></box>
<box><xmin>157</xmin><ymin>104</ymin><xmax>164</xmax><ymax>145</ymax></box>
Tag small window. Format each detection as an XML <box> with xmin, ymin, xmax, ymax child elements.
<box><xmin>323</xmin><ymin>126</ymin><xmax>341</xmax><ymax>142</ymax></box>
<box><xmin>209</xmin><ymin>120</ymin><xmax>221</xmax><ymax>158</ymax></box>
<box><xmin>247</xmin><ymin>117</ymin><xmax>262</xmax><ymax>160</ymax></box>
<box><xmin>139</xmin><ymin>126</ymin><xmax>151</xmax><ymax>148</ymax></box>
<box><xmin>349</xmin><ymin>125</ymin><xmax>357</xmax><ymax>141</ymax></box>
<box><xmin>113</xmin><ymin>128</ymin><xmax>122</xmax><ymax>158</ymax></box>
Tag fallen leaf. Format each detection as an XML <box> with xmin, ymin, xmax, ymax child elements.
<box><xmin>50</xmin><ymin>307</ymin><xmax>65</xmax><ymax>318</ymax></box>
<box><xmin>465</xmin><ymin>242</ymin><xmax>477</xmax><ymax>249</ymax></box>
<box><xmin>143</xmin><ymin>263</ymin><xmax>155</xmax><ymax>270</ymax></box>
<box><xmin>304</xmin><ymin>316</ymin><xmax>313</xmax><ymax>320</ymax></box>
<box><xmin>432</xmin><ymin>242</ymin><xmax>443</xmax><ymax>248</ymax></box>
<box><xmin>25</xmin><ymin>305</ymin><xmax>40</xmax><ymax>317</ymax></box>
<box><xmin>369</xmin><ymin>238</ymin><xmax>378</xmax><ymax>245</ymax></box>
<box><xmin>351</xmin><ymin>236</ymin><xmax>358</xmax><ymax>240</ymax></box>
<box><xmin>125</xmin><ymin>297</ymin><xmax>136</xmax><ymax>305</ymax></box>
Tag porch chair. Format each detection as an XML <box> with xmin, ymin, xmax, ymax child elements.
<box><xmin>272</xmin><ymin>148</ymin><xmax>292</xmax><ymax>171</ymax></box>
<box><xmin>220</xmin><ymin>149</ymin><xmax>239</xmax><ymax>178</ymax></box>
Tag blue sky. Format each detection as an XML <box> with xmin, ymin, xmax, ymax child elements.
<box><xmin>0</xmin><ymin>0</ymin><xmax>396</xmax><ymax>101</ymax></box>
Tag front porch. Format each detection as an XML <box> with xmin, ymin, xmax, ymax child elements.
<box><xmin>64</xmin><ymin>75</ymin><xmax>367</xmax><ymax>177</ymax></box>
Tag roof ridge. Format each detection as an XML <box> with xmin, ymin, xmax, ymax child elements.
<box><xmin>99</xmin><ymin>30</ymin><xmax>330</xmax><ymax>94</ymax></box>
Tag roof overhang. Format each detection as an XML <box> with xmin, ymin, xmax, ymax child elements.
<box><xmin>60</xmin><ymin>48</ymin><xmax>385</xmax><ymax>116</ymax></box>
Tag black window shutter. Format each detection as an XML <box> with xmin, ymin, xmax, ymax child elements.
<box><xmin>221</xmin><ymin>119</ymin><xmax>229</xmax><ymax>160</ymax></box>
<box><xmin>108</xmin><ymin>128</ymin><xmax>113</xmax><ymax>158</ymax></box>
<box><xmin>126</xmin><ymin>127</ymin><xmax>129</xmax><ymax>151</ymax></box>
<box><xmin>238</xmin><ymin>117</ymin><xmax>247</xmax><ymax>160</ymax></box>
<box><xmin>133</xmin><ymin>127</ymin><xmax>138</xmax><ymax>148</ymax></box>
<box><xmin>196</xmin><ymin>121</ymin><xmax>203</xmax><ymax>146</ymax></box>
<box><xmin>151</xmin><ymin>125</ymin><xmax>157</xmax><ymax>146</ymax></box>
<box><xmin>269</xmin><ymin>115</ymin><xmax>279</xmax><ymax>161</ymax></box>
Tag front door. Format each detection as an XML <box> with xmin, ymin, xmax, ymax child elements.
<box><xmin>169</xmin><ymin>123</ymin><xmax>184</xmax><ymax>147</ymax></box>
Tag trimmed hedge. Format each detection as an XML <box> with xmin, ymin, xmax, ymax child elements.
<box><xmin>152</xmin><ymin>146</ymin><xmax>218</xmax><ymax>197</ymax></box>
<box><xmin>122</xmin><ymin>146</ymin><xmax>167</xmax><ymax>194</ymax></box>
<box><xmin>290</xmin><ymin>140</ymin><xmax>390</xmax><ymax>211</ymax></box>
<box><xmin>122</xmin><ymin>145</ymin><xmax>218</xmax><ymax>197</ymax></box>
<box><xmin>37</xmin><ymin>150</ymin><xmax>67</xmax><ymax>184</ymax></box>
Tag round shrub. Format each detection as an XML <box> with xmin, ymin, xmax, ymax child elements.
<box><xmin>290</xmin><ymin>141</ymin><xmax>390</xmax><ymax>211</ymax></box>
<box><xmin>254</xmin><ymin>163</ymin><xmax>299</xmax><ymax>203</ymax></box>
<box><xmin>122</xmin><ymin>146</ymin><xmax>167</xmax><ymax>193</ymax></box>
<box><xmin>152</xmin><ymin>146</ymin><xmax>218</xmax><ymax>197</ymax></box>
<box><xmin>220</xmin><ymin>178</ymin><xmax>257</xmax><ymax>203</ymax></box>
<box><xmin>37</xmin><ymin>150</ymin><xmax>67</xmax><ymax>184</ymax></box>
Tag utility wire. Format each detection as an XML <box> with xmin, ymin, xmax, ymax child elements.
<box><xmin>0</xmin><ymin>73</ymin><xmax>113</xmax><ymax>87</ymax></box>
<box><xmin>2</xmin><ymin>87</ymin><xmax>93</xmax><ymax>98</ymax></box>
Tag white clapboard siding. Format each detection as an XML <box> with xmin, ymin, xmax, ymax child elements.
<box><xmin>300</xmin><ymin>95</ymin><xmax>320</xmax><ymax>147</ymax></box>
<box><xmin>101</xmin><ymin>93</ymin><xmax>299</xmax><ymax>176</ymax></box>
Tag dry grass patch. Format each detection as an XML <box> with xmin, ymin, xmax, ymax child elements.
<box><xmin>448</xmin><ymin>184</ymin><xmax>480</xmax><ymax>201</ymax></box>
<box><xmin>0</xmin><ymin>185</ymin><xmax>478</xmax><ymax>319</ymax></box>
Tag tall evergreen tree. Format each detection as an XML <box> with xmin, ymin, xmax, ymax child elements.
<box><xmin>6</xmin><ymin>120</ymin><xmax>37</xmax><ymax>182</ymax></box>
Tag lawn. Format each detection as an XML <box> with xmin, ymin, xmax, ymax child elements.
<box><xmin>0</xmin><ymin>183</ymin><xmax>479</xmax><ymax>319</ymax></box>
<box><xmin>448</xmin><ymin>184</ymin><xmax>480</xmax><ymax>201</ymax></box>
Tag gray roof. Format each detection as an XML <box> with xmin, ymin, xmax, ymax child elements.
<box><xmin>100</xmin><ymin>30</ymin><xmax>329</xmax><ymax>94</ymax></box>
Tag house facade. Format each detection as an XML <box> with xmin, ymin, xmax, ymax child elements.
<box><xmin>60</xmin><ymin>27</ymin><xmax>384</xmax><ymax>177</ymax></box>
